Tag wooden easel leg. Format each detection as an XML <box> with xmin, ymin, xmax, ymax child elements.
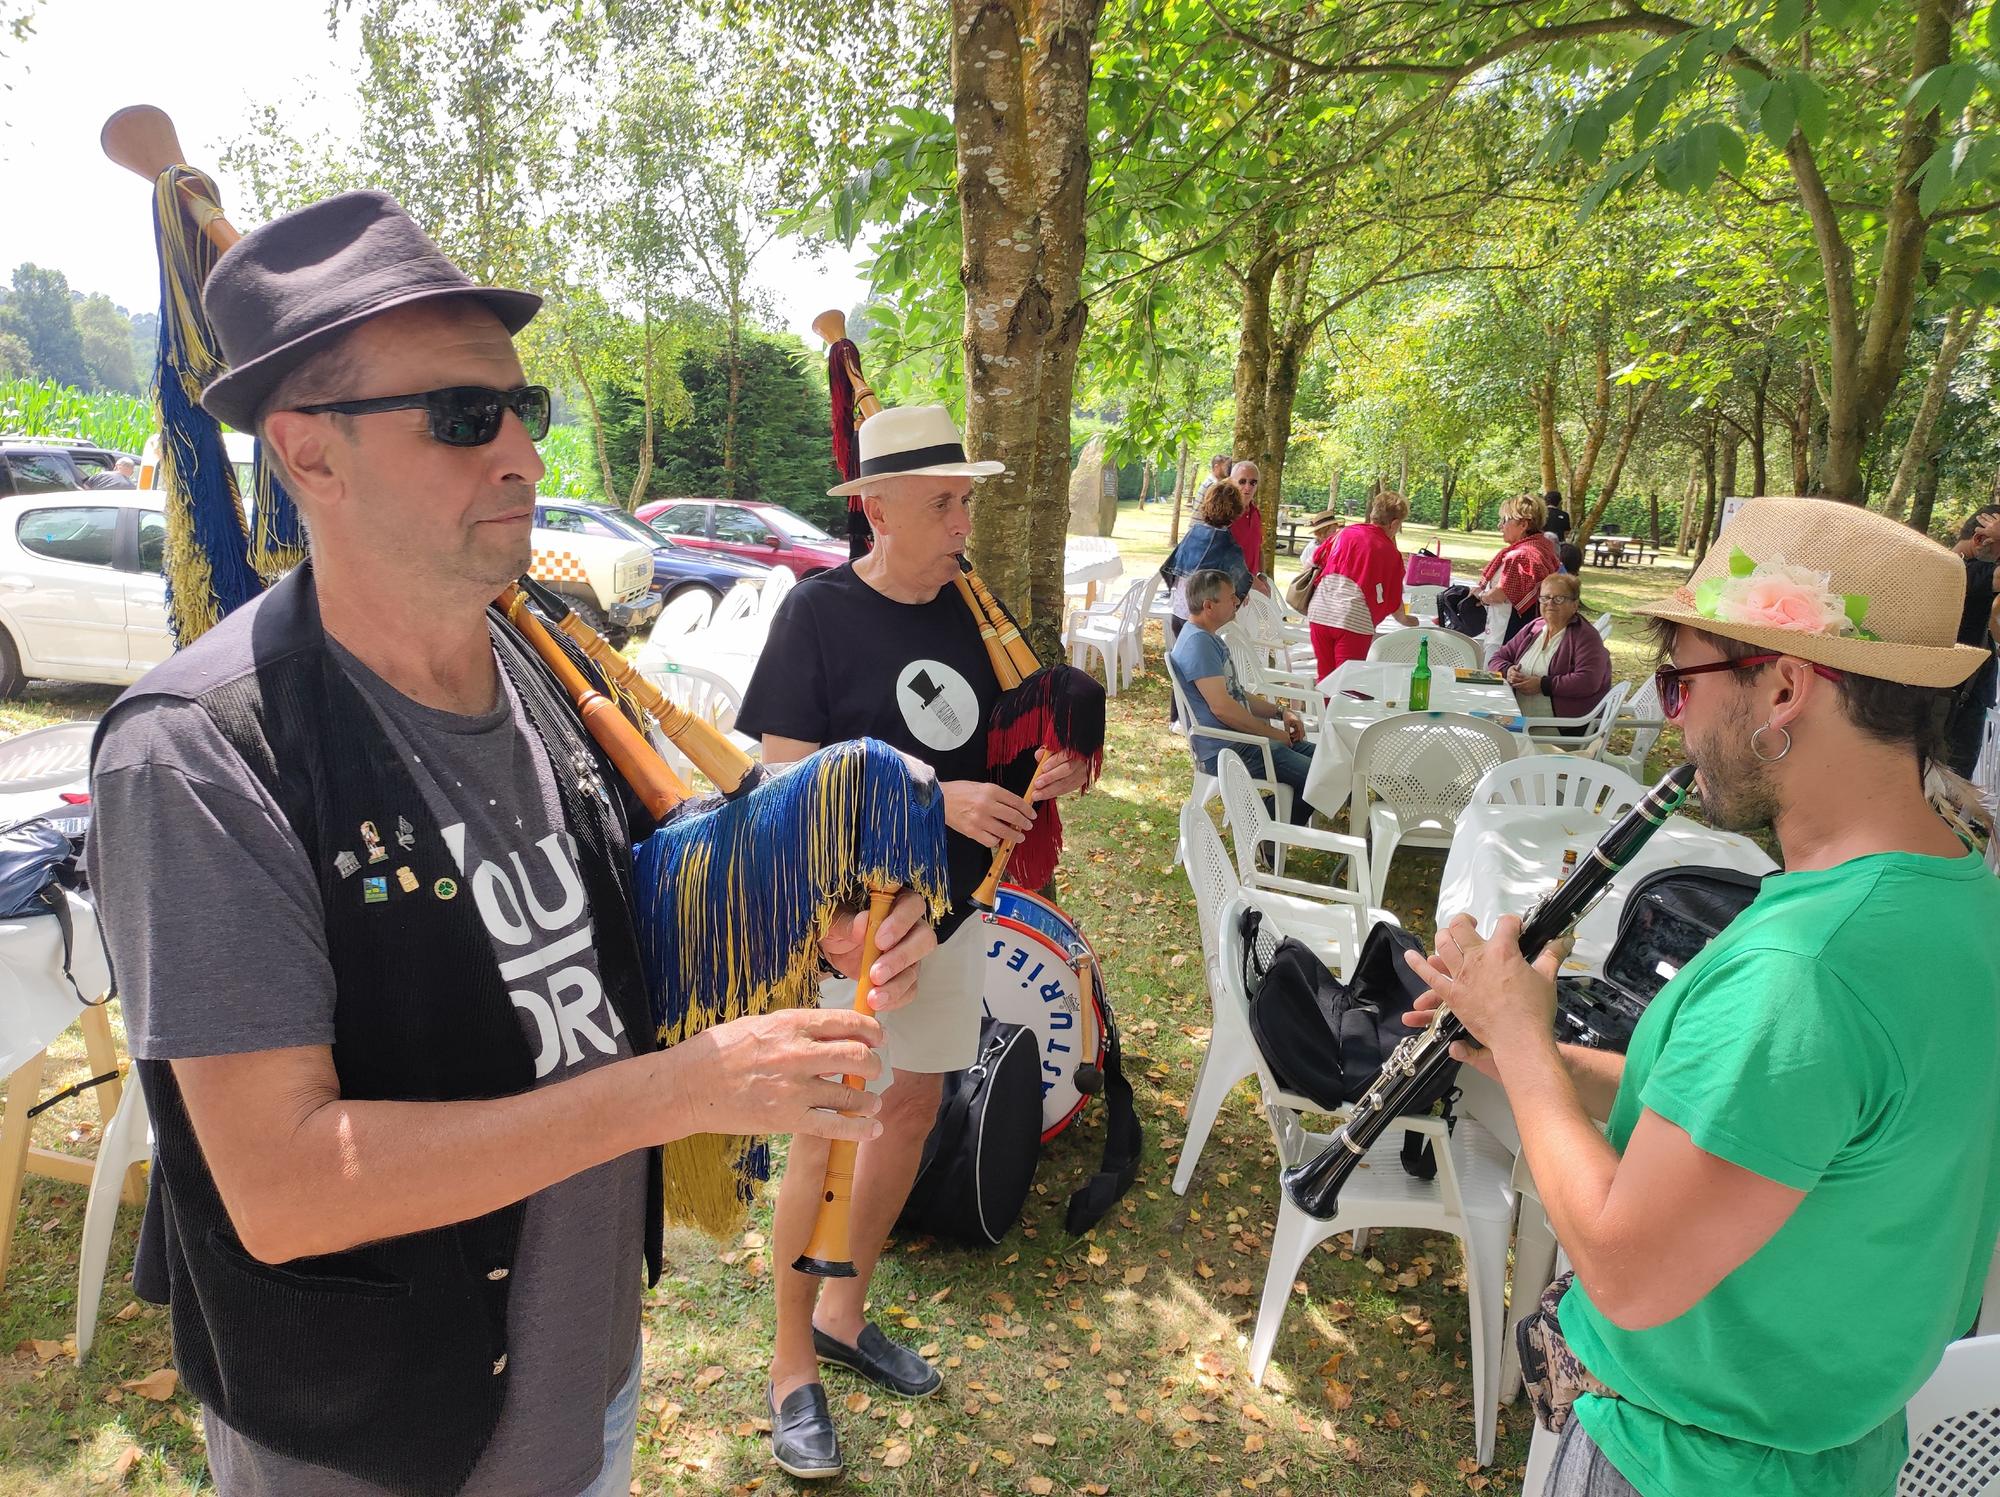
<box><xmin>0</xmin><ymin>1049</ymin><xmax>50</xmax><ymax>1292</ymax></box>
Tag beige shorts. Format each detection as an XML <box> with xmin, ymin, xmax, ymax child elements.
<box><xmin>818</xmin><ymin>914</ymin><xmax>984</xmax><ymax>1091</ymax></box>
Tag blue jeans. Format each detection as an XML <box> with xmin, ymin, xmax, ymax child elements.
<box><xmin>576</xmin><ymin>1342</ymin><xmax>643</xmax><ymax>1497</ymax></box>
<box><xmin>1217</xmin><ymin>740</ymin><xmax>1316</xmax><ymax>825</ymax></box>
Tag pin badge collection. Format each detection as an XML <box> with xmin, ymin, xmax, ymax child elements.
<box><xmin>338</xmin><ymin>819</ymin><xmax>459</xmax><ymax>903</ymax></box>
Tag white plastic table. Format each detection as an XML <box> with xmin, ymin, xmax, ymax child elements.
<box><xmin>1302</xmin><ymin>660</ymin><xmax>1523</xmax><ymax>819</ymax></box>
<box><xmin>1063</xmin><ymin>538</ymin><xmax>1124</xmax><ymax>604</ymax></box>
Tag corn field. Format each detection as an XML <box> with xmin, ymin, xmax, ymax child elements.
<box><xmin>0</xmin><ymin>379</ymin><xmax>153</xmax><ymax>455</ymax></box>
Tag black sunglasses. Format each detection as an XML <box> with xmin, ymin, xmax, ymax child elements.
<box><xmin>1655</xmin><ymin>653</ymin><xmax>1843</xmax><ymax>719</ymax></box>
<box><xmin>295</xmin><ymin>384</ymin><xmax>551</xmax><ymax>447</ymax></box>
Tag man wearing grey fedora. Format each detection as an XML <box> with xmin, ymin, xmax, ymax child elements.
<box><xmin>85</xmin><ymin>190</ymin><xmax>937</xmax><ymax>1497</ymax></box>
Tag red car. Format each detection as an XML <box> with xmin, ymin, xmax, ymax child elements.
<box><xmin>634</xmin><ymin>498</ymin><xmax>848</xmax><ymax>578</ymax></box>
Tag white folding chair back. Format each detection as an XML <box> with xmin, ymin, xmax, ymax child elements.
<box><xmin>1366</xmin><ymin>626</ymin><xmax>1483</xmax><ymax>672</ymax></box>
<box><xmin>1066</xmin><ymin>578</ymin><xmax>1148</xmax><ymax>695</ymax></box>
<box><xmin>758</xmin><ymin>565</ymin><xmax>797</xmax><ymax>616</ymax></box>
<box><xmin>1351</xmin><ymin>712</ymin><xmax>1518</xmax><ymax>904</ymax></box>
<box><xmin>714</xmin><ymin>579</ymin><xmax>762</xmax><ymax>625</ymax></box>
<box><xmin>1592</xmin><ymin>610</ymin><xmax>1613</xmax><ymax>640</ymax></box>
<box><xmin>653</xmin><ymin>587</ymin><xmax>714</xmax><ymax>639</ymax></box>
<box><xmin>75</xmin><ymin>1079</ymin><xmax>152</xmax><ymax>1361</ymax></box>
<box><xmin>1900</xmin><ymin>1334</ymin><xmax>2000</xmax><ymax>1496</ymax></box>
<box><xmin>1474</xmin><ymin>756</ymin><xmax>1645</xmax><ymax>818</ymax></box>
<box><xmin>1600</xmin><ymin>677</ymin><xmax>1669</xmax><ymax>782</ymax></box>
<box><xmin>1237</xmin><ymin>588</ymin><xmax>1312</xmax><ymax>672</ymax></box>
<box><xmin>1219</xmin><ymin>621</ymin><xmax>1318</xmax><ymax>717</ymax></box>
<box><xmin>1216</xmin><ymin>751</ymin><xmax>1373</xmax><ymax>901</ymax></box>
<box><xmin>1523</xmin><ymin>680</ymin><xmax>1630</xmax><ymax>759</ymax></box>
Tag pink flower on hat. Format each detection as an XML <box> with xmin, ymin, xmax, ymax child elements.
<box><xmin>1695</xmin><ymin>550</ymin><xmax>1872</xmax><ymax>638</ymax></box>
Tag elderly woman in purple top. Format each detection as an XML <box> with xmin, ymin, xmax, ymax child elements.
<box><xmin>1488</xmin><ymin>571</ymin><xmax>1613</xmax><ymax>727</ymax></box>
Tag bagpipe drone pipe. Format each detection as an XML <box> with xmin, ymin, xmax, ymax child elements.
<box><xmin>105</xmin><ymin>108</ymin><xmax>951</xmax><ymax>1266</ymax></box>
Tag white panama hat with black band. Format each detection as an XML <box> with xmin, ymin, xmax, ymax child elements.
<box><xmin>827</xmin><ymin>404</ymin><xmax>1007</xmax><ymax>497</ymax></box>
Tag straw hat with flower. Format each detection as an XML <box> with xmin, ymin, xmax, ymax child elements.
<box><xmin>1639</xmin><ymin>496</ymin><xmax>1988</xmax><ymax>689</ymax></box>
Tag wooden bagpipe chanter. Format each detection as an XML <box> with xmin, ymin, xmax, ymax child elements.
<box><xmin>817</xmin><ymin>312</ymin><xmax>1137</xmax><ymax>1231</ymax></box>
<box><xmin>102</xmin><ymin>105</ymin><xmax>954</xmax><ymax>1274</ymax></box>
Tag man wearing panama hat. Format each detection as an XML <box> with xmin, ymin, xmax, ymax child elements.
<box><xmin>739</xmin><ymin>403</ymin><xmax>1095</xmax><ymax>1479</ymax></box>
<box><xmin>1401</xmin><ymin>497</ymin><xmax>1999</xmax><ymax>1496</ymax></box>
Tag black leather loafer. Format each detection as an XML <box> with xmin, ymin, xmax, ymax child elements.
<box><xmin>768</xmin><ymin>1382</ymin><xmax>843</xmax><ymax>1480</ymax></box>
<box><xmin>812</xmin><ymin>1322</ymin><xmax>943</xmax><ymax>1398</ymax></box>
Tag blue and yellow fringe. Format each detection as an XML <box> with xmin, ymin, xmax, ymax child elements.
<box><xmin>633</xmin><ymin>737</ymin><xmax>949</xmax><ymax>1235</ymax></box>
<box><xmin>150</xmin><ymin>166</ymin><xmax>307</xmax><ymax>644</ymax></box>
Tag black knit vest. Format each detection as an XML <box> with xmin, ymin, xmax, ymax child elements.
<box><xmin>99</xmin><ymin>568</ymin><xmax>663</xmax><ymax>1497</ymax></box>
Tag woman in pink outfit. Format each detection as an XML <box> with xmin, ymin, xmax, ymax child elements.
<box><xmin>1475</xmin><ymin>491</ymin><xmax>1562</xmax><ymax>644</ymax></box>
<box><xmin>1305</xmin><ymin>490</ymin><xmax>1418</xmax><ymax>680</ymax></box>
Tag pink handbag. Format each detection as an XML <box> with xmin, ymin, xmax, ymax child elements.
<box><xmin>1405</xmin><ymin>552</ymin><xmax>1452</xmax><ymax>588</ymax></box>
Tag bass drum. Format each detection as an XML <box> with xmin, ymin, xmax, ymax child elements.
<box><xmin>976</xmin><ymin>885</ymin><xmax>1108</xmax><ymax>1142</ymax></box>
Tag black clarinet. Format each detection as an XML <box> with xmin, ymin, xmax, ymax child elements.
<box><xmin>1280</xmin><ymin>763</ymin><xmax>1696</xmax><ymax>1220</ymax></box>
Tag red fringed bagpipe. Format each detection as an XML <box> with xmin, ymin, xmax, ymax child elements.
<box><xmin>825</xmin><ymin>334</ymin><xmax>874</xmax><ymax>561</ymax></box>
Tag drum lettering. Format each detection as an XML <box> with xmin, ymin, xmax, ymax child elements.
<box><xmin>1007</xmin><ymin>948</ymin><xmax>1029</xmax><ymax>973</ymax></box>
<box><xmin>1048</xmin><ymin>1039</ymin><xmax>1071</xmax><ymax>1056</ymax></box>
<box><xmin>987</xmin><ymin>939</ymin><xmax>1004</xmax><ymax>960</ymax></box>
<box><xmin>1047</xmin><ymin>1009</ymin><xmax>1072</xmax><ymax>1030</ymax></box>
<box><xmin>1025</xmin><ymin>962</ymin><xmax>1044</xmax><ymax>983</ymax></box>
<box><xmin>1040</xmin><ymin>980</ymin><xmax>1067</xmax><ymax>1004</ymax></box>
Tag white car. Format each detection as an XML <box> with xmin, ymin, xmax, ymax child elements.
<box><xmin>0</xmin><ymin>488</ymin><xmax>171</xmax><ymax>696</ymax></box>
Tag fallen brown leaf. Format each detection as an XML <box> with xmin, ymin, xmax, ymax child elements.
<box><xmin>122</xmin><ymin>1369</ymin><xmax>178</xmax><ymax>1401</ymax></box>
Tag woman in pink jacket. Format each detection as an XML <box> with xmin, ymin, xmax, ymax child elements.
<box><xmin>1305</xmin><ymin>490</ymin><xmax>1418</xmax><ymax>679</ymax></box>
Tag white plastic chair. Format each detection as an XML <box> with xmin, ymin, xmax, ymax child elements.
<box><xmin>652</xmin><ymin>587</ymin><xmax>714</xmax><ymax>640</ymax></box>
<box><xmin>1599</xmin><ymin>677</ymin><xmax>1670</xmax><ymax>783</ymax></box>
<box><xmin>1066</xmin><ymin>578</ymin><xmax>1147</xmax><ymax>696</ymax></box>
<box><xmin>0</xmin><ymin>720</ymin><xmax>96</xmax><ymax>796</ymax></box>
<box><xmin>1351</xmin><ymin>712</ymin><xmax>1518</xmax><ymax>905</ymax></box>
<box><xmin>1219</xmin><ymin>621</ymin><xmax>1321</xmax><ymax>719</ymax></box>
<box><xmin>1167</xmin><ymin>657</ymin><xmax>1293</xmax><ymax>829</ymax></box>
<box><xmin>1473</xmin><ymin>756</ymin><xmax>1645</xmax><ymax>818</ymax></box>
<box><xmin>1902</xmin><ymin>1334</ymin><xmax>2000</xmax><ymax>1496</ymax></box>
<box><xmin>1230</xmin><ymin>905</ymin><xmax>1517</xmax><ymax>1467</ymax></box>
<box><xmin>1520</xmin><ymin>680</ymin><xmax>1630</xmax><ymax>760</ymax></box>
<box><xmin>1217</xmin><ymin>750</ymin><xmax>1370</xmax><ymax>894</ymax></box>
<box><xmin>1174</xmin><ymin>808</ymin><xmax>1389</xmax><ymax>1195</ymax></box>
<box><xmin>641</xmin><ymin>663</ymin><xmax>757</xmax><ymax>785</ymax></box>
<box><xmin>713</xmin><ymin>579</ymin><xmax>762</xmax><ymax>625</ymax></box>
<box><xmin>1237</xmin><ymin>588</ymin><xmax>1314</xmax><ymax>674</ymax></box>
<box><xmin>1592</xmin><ymin>610</ymin><xmax>1613</xmax><ymax>641</ymax></box>
<box><xmin>757</xmin><ymin>566</ymin><xmax>797</xmax><ymax>616</ymax></box>
<box><xmin>75</xmin><ymin>1077</ymin><xmax>151</xmax><ymax>1361</ymax></box>
<box><xmin>1366</xmin><ymin>626</ymin><xmax>1484</xmax><ymax>672</ymax></box>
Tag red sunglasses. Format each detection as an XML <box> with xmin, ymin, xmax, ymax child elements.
<box><xmin>1654</xmin><ymin>653</ymin><xmax>1844</xmax><ymax>719</ymax></box>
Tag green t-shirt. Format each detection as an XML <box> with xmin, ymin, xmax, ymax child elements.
<box><xmin>1560</xmin><ymin>848</ymin><xmax>2000</xmax><ymax>1497</ymax></box>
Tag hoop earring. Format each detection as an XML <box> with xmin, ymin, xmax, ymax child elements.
<box><xmin>1750</xmin><ymin>723</ymin><xmax>1791</xmax><ymax>763</ymax></box>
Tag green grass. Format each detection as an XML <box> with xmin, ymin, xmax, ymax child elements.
<box><xmin>0</xmin><ymin>536</ymin><xmax>1695</xmax><ymax>1496</ymax></box>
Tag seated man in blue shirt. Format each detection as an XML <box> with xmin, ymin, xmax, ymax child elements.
<box><xmin>1167</xmin><ymin>567</ymin><xmax>1314</xmax><ymax>823</ymax></box>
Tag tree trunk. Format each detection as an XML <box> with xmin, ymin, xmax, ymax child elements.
<box><xmin>1695</xmin><ymin>427</ymin><xmax>1719</xmax><ymax>564</ymax></box>
<box><xmin>1569</xmin><ymin>332</ymin><xmax>1685</xmax><ymax>548</ymax></box>
<box><xmin>1718</xmin><ymin>432</ymin><xmax>1739</xmax><ymax>504</ymax></box>
<box><xmin>1791</xmin><ymin>360</ymin><xmax>1816</xmax><ymax>495</ymax></box>
<box><xmin>626</xmin><ymin>312</ymin><xmax>657</xmax><ymax>510</ymax></box>
<box><xmin>1885</xmin><ymin>305</ymin><xmax>1986</xmax><ymax>521</ymax></box>
<box><xmin>953</xmin><ymin>0</ymin><xmax>1104</xmax><ymax>656</ymax></box>
<box><xmin>1676</xmin><ymin>459</ymin><xmax>1698</xmax><ymax>553</ymax></box>
<box><xmin>1647</xmin><ymin>490</ymin><xmax>1660</xmax><ymax>547</ymax></box>
<box><xmin>1440</xmin><ymin>463</ymin><xmax>1459</xmax><ymax>531</ymax></box>
<box><xmin>1908</xmin><ymin>451</ymin><xmax>1942</xmax><ymax>535</ymax></box>
<box><xmin>1169</xmin><ymin>436</ymin><xmax>1189</xmax><ymax>545</ymax></box>
<box><xmin>1230</xmin><ymin>237</ymin><xmax>1280</xmax><ymax>481</ymax></box>
<box><xmin>567</xmin><ymin>343</ymin><xmax>619</xmax><ymax>504</ymax></box>
<box><xmin>1566</xmin><ymin>319</ymin><xmax>1614</xmax><ymax>511</ymax></box>
<box><xmin>1536</xmin><ymin>359</ymin><xmax>1559</xmax><ymax>493</ymax></box>
<box><xmin>1260</xmin><ymin>332</ymin><xmax>1306</xmax><ymax>571</ymax></box>
<box><xmin>1749</xmin><ymin>356</ymin><xmax>1771</xmax><ymax>495</ymax></box>
<box><xmin>721</xmin><ymin>296</ymin><xmax>743</xmax><ymax>500</ymax></box>
<box><xmin>1328</xmin><ymin>463</ymin><xmax>1342</xmax><ymax>506</ymax></box>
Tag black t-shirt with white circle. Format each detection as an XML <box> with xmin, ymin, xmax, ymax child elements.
<box><xmin>737</xmin><ymin>563</ymin><xmax>1000</xmax><ymax>929</ymax></box>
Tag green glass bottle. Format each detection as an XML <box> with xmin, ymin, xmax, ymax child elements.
<box><xmin>1409</xmin><ymin>634</ymin><xmax>1432</xmax><ymax>712</ymax></box>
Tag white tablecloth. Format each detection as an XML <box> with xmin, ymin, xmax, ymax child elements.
<box><xmin>0</xmin><ymin>891</ymin><xmax>113</xmax><ymax>1074</ymax></box>
<box><xmin>1436</xmin><ymin>799</ymin><xmax>1775</xmax><ymax>977</ymax></box>
<box><xmin>1302</xmin><ymin>660</ymin><xmax>1523</xmax><ymax>818</ymax></box>
<box><xmin>1063</xmin><ymin>538</ymin><xmax>1124</xmax><ymax>593</ymax></box>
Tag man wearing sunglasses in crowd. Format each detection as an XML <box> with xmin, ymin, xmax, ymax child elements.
<box><xmin>1404</xmin><ymin>497</ymin><xmax>1999</xmax><ymax>1496</ymax></box>
<box><xmin>84</xmin><ymin>192</ymin><xmax>937</xmax><ymax>1497</ymax></box>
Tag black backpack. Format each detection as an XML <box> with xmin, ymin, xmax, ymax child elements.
<box><xmin>1436</xmin><ymin>583</ymin><xmax>1488</xmax><ymax>638</ymax></box>
<box><xmin>896</xmin><ymin>1019</ymin><xmax>1045</xmax><ymax>1247</ymax></box>
<box><xmin>1240</xmin><ymin>908</ymin><xmax>1456</xmax><ymax>1179</ymax></box>
<box><xmin>0</xmin><ymin>815</ymin><xmax>96</xmax><ymax>1004</ymax></box>
<box><xmin>1554</xmin><ymin>865</ymin><xmax>1765</xmax><ymax>1052</ymax></box>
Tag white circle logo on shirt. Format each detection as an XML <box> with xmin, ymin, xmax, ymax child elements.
<box><xmin>895</xmin><ymin>659</ymin><xmax>979</xmax><ymax>752</ymax></box>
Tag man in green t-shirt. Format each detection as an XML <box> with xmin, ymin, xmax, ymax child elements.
<box><xmin>1404</xmin><ymin>497</ymin><xmax>2000</xmax><ymax>1496</ymax></box>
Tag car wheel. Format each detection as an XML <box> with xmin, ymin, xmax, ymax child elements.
<box><xmin>0</xmin><ymin>627</ymin><xmax>24</xmax><ymax>700</ymax></box>
<box><xmin>569</xmin><ymin>594</ymin><xmax>609</xmax><ymax>636</ymax></box>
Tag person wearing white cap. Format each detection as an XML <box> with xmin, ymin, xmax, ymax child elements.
<box><xmin>1403</xmin><ymin>497</ymin><xmax>2000</xmax><ymax>1497</ymax></box>
<box><xmin>737</xmin><ymin>403</ymin><xmax>1095</xmax><ymax>1479</ymax></box>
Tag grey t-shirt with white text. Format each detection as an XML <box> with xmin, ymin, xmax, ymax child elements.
<box><xmin>88</xmin><ymin>635</ymin><xmax>647</xmax><ymax>1497</ymax></box>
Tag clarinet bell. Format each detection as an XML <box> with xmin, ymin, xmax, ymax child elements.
<box><xmin>1278</xmin><ymin>1134</ymin><xmax>1361</xmax><ymax>1222</ymax></box>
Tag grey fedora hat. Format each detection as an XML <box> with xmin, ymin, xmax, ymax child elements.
<box><xmin>199</xmin><ymin>189</ymin><xmax>541</xmax><ymax>431</ymax></box>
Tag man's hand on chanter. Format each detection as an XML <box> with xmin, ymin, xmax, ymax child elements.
<box><xmin>942</xmin><ymin>779</ymin><xmax>1036</xmax><ymax>848</ymax></box>
<box><xmin>819</xmin><ymin>887</ymin><xmax>938</xmax><ymax>1011</ymax></box>
<box><xmin>675</xmin><ymin>1008</ymin><xmax>887</xmax><ymax>1143</ymax></box>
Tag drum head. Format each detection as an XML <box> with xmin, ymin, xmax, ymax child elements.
<box><xmin>978</xmin><ymin>886</ymin><xmax>1107</xmax><ymax>1141</ymax></box>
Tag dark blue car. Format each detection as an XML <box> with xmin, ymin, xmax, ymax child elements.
<box><xmin>534</xmin><ymin>499</ymin><xmax>770</xmax><ymax>601</ymax></box>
